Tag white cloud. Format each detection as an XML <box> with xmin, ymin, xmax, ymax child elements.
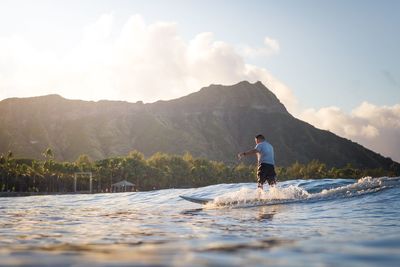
<box><xmin>0</xmin><ymin>14</ymin><xmax>294</xmax><ymax>111</ymax></box>
<box><xmin>352</xmin><ymin>102</ymin><xmax>400</xmax><ymax>128</ymax></box>
<box><xmin>240</xmin><ymin>36</ymin><xmax>281</xmax><ymax>58</ymax></box>
<box><xmin>0</xmin><ymin>13</ymin><xmax>398</xmax><ymax>162</ymax></box>
<box><xmin>299</xmin><ymin>103</ymin><xmax>400</xmax><ymax>162</ymax></box>
<box><xmin>264</xmin><ymin>37</ymin><xmax>280</xmax><ymax>53</ymax></box>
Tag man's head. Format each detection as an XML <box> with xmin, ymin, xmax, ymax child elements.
<box><xmin>255</xmin><ymin>134</ymin><xmax>265</xmax><ymax>144</ymax></box>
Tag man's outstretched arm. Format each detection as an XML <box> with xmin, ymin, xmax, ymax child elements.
<box><xmin>238</xmin><ymin>149</ymin><xmax>258</xmax><ymax>160</ymax></box>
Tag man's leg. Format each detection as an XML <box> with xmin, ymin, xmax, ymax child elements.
<box><xmin>257</xmin><ymin>175</ymin><xmax>267</xmax><ymax>190</ymax></box>
<box><xmin>257</xmin><ymin>182</ymin><xmax>264</xmax><ymax>190</ymax></box>
<box><xmin>267</xmin><ymin>176</ymin><xmax>277</xmax><ymax>187</ymax></box>
<box><xmin>257</xmin><ymin>164</ymin><xmax>267</xmax><ymax>190</ymax></box>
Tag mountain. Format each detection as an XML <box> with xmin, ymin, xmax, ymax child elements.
<box><xmin>0</xmin><ymin>81</ymin><xmax>398</xmax><ymax>170</ymax></box>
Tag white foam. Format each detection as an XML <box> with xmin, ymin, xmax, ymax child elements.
<box><xmin>207</xmin><ymin>176</ymin><xmax>400</xmax><ymax>207</ymax></box>
<box><xmin>211</xmin><ymin>185</ymin><xmax>309</xmax><ymax>206</ymax></box>
<box><xmin>311</xmin><ymin>176</ymin><xmax>400</xmax><ymax>200</ymax></box>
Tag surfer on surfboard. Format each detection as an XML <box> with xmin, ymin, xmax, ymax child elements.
<box><xmin>238</xmin><ymin>134</ymin><xmax>276</xmax><ymax>190</ymax></box>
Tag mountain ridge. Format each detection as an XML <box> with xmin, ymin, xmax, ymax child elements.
<box><xmin>0</xmin><ymin>81</ymin><xmax>398</xmax><ymax>171</ymax></box>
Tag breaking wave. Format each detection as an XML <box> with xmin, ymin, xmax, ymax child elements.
<box><xmin>207</xmin><ymin>176</ymin><xmax>400</xmax><ymax>208</ymax></box>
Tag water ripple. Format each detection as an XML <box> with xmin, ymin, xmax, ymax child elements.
<box><xmin>0</xmin><ymin>177</ymin><xmax>399</xmax><ymax>266</ymax></box>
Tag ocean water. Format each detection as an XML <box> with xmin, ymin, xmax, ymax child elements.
<box><xmin>1</xmin><ymin>176</ymin><xmax>400</xmax><ymax>267</ymax></box>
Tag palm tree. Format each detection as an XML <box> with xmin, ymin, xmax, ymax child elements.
<box><xmin>42</xmin><ymin>148</ymin><xmax>55</xmax><ymax>192</ymax></box>
<box><xmin>42</xmin><ymin>148</ymin><xmax>54</xmax><ymax>160</ymax></box>
<box><xmin>0</xmin><ymin>155</ymin><xmax>6</xmax><ymax>191</ymax></box>
<box><xmin>124</xmin><ymin>151</ymin><xmax>147</xmax><ymax>190</ymax></box>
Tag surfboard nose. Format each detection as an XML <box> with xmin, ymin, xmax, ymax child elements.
<box><xmin>180</xmin><ymin>195</ymin><xmax>213</xmax><ymax>204</ymax></box>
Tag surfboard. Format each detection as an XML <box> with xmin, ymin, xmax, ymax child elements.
<box><xmin>180</xmin><ymin>195</ymin><xmax>213</xmax><ymax>204</ymax></box>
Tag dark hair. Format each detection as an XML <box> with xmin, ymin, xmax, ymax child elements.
<box><xmin>255</xmin><ymin>134</ymin><xmax>265</xmax><ymax>140</ymax></box>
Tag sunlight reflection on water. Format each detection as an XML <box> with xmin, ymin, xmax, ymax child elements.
<box><xmin>1</xmin><ymin>178</ymin><xmax>400</xmax><ymax>266</ymax></box>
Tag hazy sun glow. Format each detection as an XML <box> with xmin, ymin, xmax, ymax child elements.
<box><xmin>0</xmin><ymin>14</ymin><xmax>295</xmax><ymax>110</ymax></box>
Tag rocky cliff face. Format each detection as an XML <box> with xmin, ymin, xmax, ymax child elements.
<box><xmin>0</xmin><ymin>81</ymin><xmax>398</xmax><ymax>170</ymax></box>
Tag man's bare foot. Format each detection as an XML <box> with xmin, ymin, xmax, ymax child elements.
<box><xmin>256</xmin><ymin>187</ymin><xmax>264</xmax><ymax>199</ymax></box>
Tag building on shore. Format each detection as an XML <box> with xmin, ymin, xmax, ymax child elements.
<box><xmin>111</xmin><ymin>180</ymin><xmax>135</xmax><ymax>192</ymax></box>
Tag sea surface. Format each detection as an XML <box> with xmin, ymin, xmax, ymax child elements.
<box><xmin>1</xmin><ymin>176</ymin><xmax>400</xmax><ymax>267</ymax></box>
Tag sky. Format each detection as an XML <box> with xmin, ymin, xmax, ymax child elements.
<box><xmin>0</xmin><ymin>0</ymin><xmax>399</xmax><ymax>161</ymax></box>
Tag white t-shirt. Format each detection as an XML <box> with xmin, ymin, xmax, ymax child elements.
<box><xmin>255</xmin><ymin>141</ymin><xmax>275</xmax><ymax>165</ymax></box>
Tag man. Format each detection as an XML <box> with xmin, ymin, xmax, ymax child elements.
<box><xmin>238</xmin><ymin>134</ymin><xmax>276</xmax><ymax>189</ymax></box>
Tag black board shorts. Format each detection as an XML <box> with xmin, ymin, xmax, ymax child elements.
<box><xmin>257</xmin><ymin>163</ymin><xmax>276</xmax><ymax>186</ymax></box>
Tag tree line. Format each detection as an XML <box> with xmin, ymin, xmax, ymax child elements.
<box><xmin>0</xmin><ymin>149</ymin><xmax>397</xmax><ymax>194</ymax></box>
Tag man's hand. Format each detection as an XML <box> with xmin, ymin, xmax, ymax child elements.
<box><xmin>238</xmin><ymin>149</ymin><xmax>257</xmax><ymax>160</ymax></box>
